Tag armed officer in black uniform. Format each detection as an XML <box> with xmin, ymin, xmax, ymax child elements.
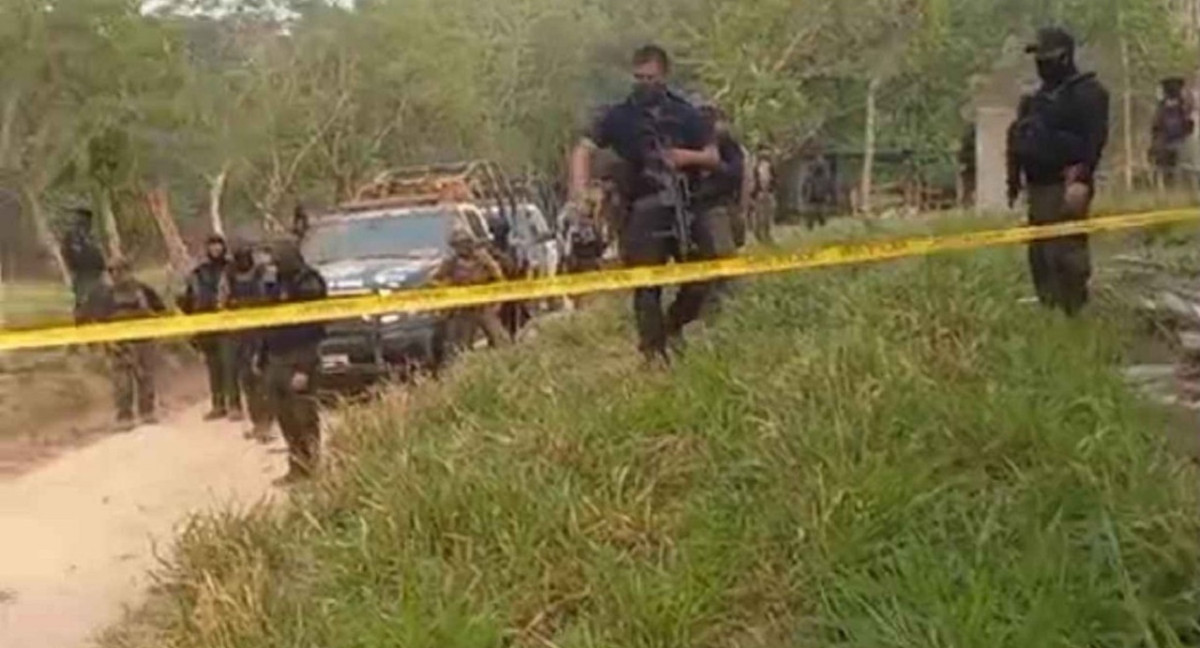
<box><xmin>1008</xmin><ymin>27</ymin><xmax>1109</xmax><ymax>316</ymax></box>
<box><xmin>182</xmin><ymin>234</ymin><xmax>238</xmax><ymax>419</ymax></box>
<box><xmin>258</xmin><ymin>240</ymin><xmax>327</xmax><ymax>485</ymax></box>
<box><xmin>59</xmin><ymin>207</ymin><xmax>107</xmax><ymax>322</ymax></box>
<box><xmin>568</xmin><ymin>44</ymin><xmax>720</xmax><ymax>364</ymax></box>
<box><xmin>220</xmin><ymin>242</ymin><xmax>274</xmax><ymax>440</ymax></box>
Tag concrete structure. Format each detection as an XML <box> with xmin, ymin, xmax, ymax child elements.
<box><xmin>975</xmin><ymin>106</ymin><xmax>1017</xmax><ymax>211</ymax></box>
<box><xmin>968</xmin><ymin>36</ymin><xmax>1031</xmax><ymax>212</ymax></box>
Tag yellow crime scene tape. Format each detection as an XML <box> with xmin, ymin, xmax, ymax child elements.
<box><xmin>0</xmin><ymin>207</ymin><xmax>1196</xmax><ymax>352</ymax></box>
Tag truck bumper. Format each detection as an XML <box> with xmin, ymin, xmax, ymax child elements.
<box><xmin>316</xmin><ymin>316</ymin><xmax>441</xmax><ymax>391</ymax></box>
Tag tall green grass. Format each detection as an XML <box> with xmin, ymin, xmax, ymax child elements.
<box><xmin>106</xmin><ymin>244</ymin><xmax>1200</xmax><ymax>647</ymax></box>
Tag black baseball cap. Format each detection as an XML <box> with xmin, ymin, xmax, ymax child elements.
<box><xmin>1025</xmin><ymin>27</ymin><xmax>1075</xmax><ymax>58</ymax></box>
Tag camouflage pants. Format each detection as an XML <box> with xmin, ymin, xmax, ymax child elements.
<box><xmin>703</xmin><ymin>205</ymin><xmax>740</xmax><ymax>317</ymax></box>
<box><xmin>109</xmin><ymin>342</ymin><xmax>156</xmax><ymax>421</ymax></box>
<box><xmin>446</xmin><ymin>306</ymin><xmax>510</xmax><ymax>354</ymax></box>
<box><xmin>1153</xmin><ymin>143</ymin><xmax>1185</xmax><ymax>189</ymax></box>
<box><xmin>264</xmin><ymin>350</ymin><xmax>321</xmax><ymax>476</ymax></box>
<box><xmin>707</xmin><ymin>204</ymin><xmax>739</xmax><ymax>257</ymax></box>
<box><xmin>233</xmin><ymin>334</ymin><xmax>271</xmax><ymax>428</ymax></box>
<box><xmin>199</xmin><ymin>335</ymin><xmax>238</xmax><ymax>414</ymax></box>
<box><xmin>749</xmin><ymin>193</ymin><xmax>776</xmax><ymax>244</ymax></box>
<box><xmin>566</xmin><ymin>247</ymin><xmax>606</xmax><ymax>309</ymax></box>
<box><xmin>1027</xmin><ymin>183</ymin><xmax>1091</xmax><ymax>316</ymax></box>
<box><xmin>71</xmin><ymin>275</ymin><xmax>102</xmax><ymax>323</ymax></box>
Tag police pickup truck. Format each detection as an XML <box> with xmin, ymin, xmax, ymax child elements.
<box><xmin>305</xmin><ymin>161</ymin><xmax>534</xmax><ymax>389</ymax></box>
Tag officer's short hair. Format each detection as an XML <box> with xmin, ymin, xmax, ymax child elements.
<box><xmin>632</xmin><ymin>44</ymin><xmax>671</xmax><ymax>73</ymax></box>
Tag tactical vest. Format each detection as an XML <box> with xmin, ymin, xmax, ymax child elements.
<box><xmin>450</xmin><ymin>258</ymin><xmax>483</xmax><ymax>284</ymax></box>
<box><xmin>1157</xmin><ymin>99</ymin><xmax>1193</xmax><ymax>143</ymax></box>
<box><xmin>188</xmin><ymin>262</ymin><xmax>225</xmax><ymax>312</ymax></box>
<box><xmin>224</xmin><ymin>267</ymin><xmax>266</xmax><ymax>307</ymax></box>
<box><xmin>1012</xmin><ymin>73</ymin><xmax>1092</xmax><ymax>176</ymax></box>
<box><xmin>754</xmin><ymin>160</ymin><xmax>773</xmax><ymax>196</ymax></box>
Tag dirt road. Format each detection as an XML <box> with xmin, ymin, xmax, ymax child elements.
<box><xmin>0</xmin><ymin>404</ymin><xmax>286</xmax><ymax>648</ymax></box>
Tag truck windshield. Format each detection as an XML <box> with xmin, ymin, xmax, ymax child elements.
<box><xmin>302</xmin><ymin>208</ymin><xmax>451</xmax><ymax>264</ymax></box>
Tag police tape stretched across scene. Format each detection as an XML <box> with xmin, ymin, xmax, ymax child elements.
<box><xmin>0</xmin><ymin>207</ymin><xmax>1196</xmax><ymax>353</ymax></box>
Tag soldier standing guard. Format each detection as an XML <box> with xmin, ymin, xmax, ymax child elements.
<box><xmin>1150</xmin><ymin>77</ymin><xmax>1195</xmax><ymax>189</ymax></box>
<box><xmin>1008</xmin><ymin>27</ymin><xmax>1109</xmax><ymax>316</ymax></box>
<box><xmin>692</xmin><ymin>99</ymin><xmax>746</xmax><ymax>313</ymax></box>
<box><xmin>749</xmin><ymin>148</ymin><xmax>777</xmax><ymax>242</ymax></box>
<box><xmin>182</xmin><ymin>234</ymin><xmax>238</xmax><ymax>420</ymax></box>
<box><xmin>432</xmin><ymin>228</ymin><xmax>510</xmax><ymax>359</ymax></box>
<box><xmin>258</xmin><ymin>240</ymin><xmax>328</xmax><ymax>485</ymax></box>
<box><xmin>220</xmin><ymin>242</ymin><xmax>274</xmax><ymax>441</ymax></box>
<box><xmin>80</xmin><ymin>257</ymin><xmax>167</xmax><ymax>432</ymax></box>
<box><xmin>59</xmin><ymin>206</ymin><xmax>107</xmax><ymax>323</ymax></box>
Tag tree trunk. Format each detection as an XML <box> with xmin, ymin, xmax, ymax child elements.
<box><xmin>1194</xmin><ymin>0</ymin><xmax>1200</xmax><ymax>190</ymax></box>
<box><xmin>0</xmin><ymin>93</ymin><xmax>18</xmax><ymax>171</ymax></box>
<box><xmin>860</xmin><ymin>76</ymin><xmax>881</xmax><ymax>215</ymax></box>
<box><xmin>21</xmin><ymin>185</ymin><xmax>70</xmax><ymax>287</ymax></box>
<box><xmin>208</xmin><ymin>163</ymin><xmax>228</xmax><ymax>237</ymax></box>
<box><xmin>1119</xmin><ymin>34</ymin><xmax>1136</xmax><ymax>192</ymax></box>
<box><xmin>96</xmin><ymin>187</ymin><xmax>123</xmax><ymax>259</ymax></box>
<box><xmin>145</xmin><ymin>185</ymin><xmax>189</xmax><ymax>276</ymax></box>
<box><xmin>0</xmin><ymin>247</ymin><xmax>6</xmax><ymax>328</ymax></box>
<box><xmin>335</xmin><ymin>173</ymin><xmax>357</xmax><ymax>204</ymax></box>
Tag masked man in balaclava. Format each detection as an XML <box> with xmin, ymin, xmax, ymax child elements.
<box><xmin>1008</xmin><ymin>27</ymin><xmax>1109</xmax><ymax>316</ymax></box>
<box><xmin>256</xmin><ymin>240</ymin><xmax>327</xmax><ymax>485</ymax></box>
<box><xmin>220</xmin><ymin>241</ymin><xmax>274</xmax><ymax>440</ymax></box>
<box><xmin>182</xmin><ymin>234</ymin><xmax>238</xmax><ymax>419</ymax></box>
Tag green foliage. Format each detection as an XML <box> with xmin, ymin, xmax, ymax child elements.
<box><xmin>1</xmin><ymin>0</ymin><xmax>1195</xmax><ymax>246</ymax></box>
<box><xmin>103</xmin><ymin>230</ymin><xmax>1200</xmax><ymax>647</ymax></box>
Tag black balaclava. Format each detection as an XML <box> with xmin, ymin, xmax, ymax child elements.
<box><xmin>1163</xmin><ymin>78</ymin><xmax>1185</xmax><ymax>101</ymax></box>
<box><xmin>1029</xmin><ymin>27</ymin><xmax>1078</xmax><ymax>86</ymax></box>
<box><xmin>632</xmin><ymin>79</ymin><xmax>667</xmax><ymax>106</ymax></box>
<box><xmin>232</xmin><ymin>245</ymin><xmax>255</xmax><ymax>273</ymax></box>
<box><xmin>1036</xmin><ymin>52</ymin><xmax>1077</xmax><ymax>86</ymax></box>
<box><xmin>205</xmin><ymin>234</ymin><xmax>227</xmax><ymax>263</ymax></box>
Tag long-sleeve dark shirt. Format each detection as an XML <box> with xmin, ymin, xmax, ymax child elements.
<box><xmin>1020</xmin><ymin>72</ymin><xmax>1109</xmax><ymax>186</ymax></box>
<box><xmin>80</xmin><ymin>281</ymin><xmax>167</xmax><ymax>345</ymax></box>
<box><xmin>693</xmin><ymin>133</ymin><xmax>746</xmax><ymax>211</ymax></box>
<box><xmin>60</xmin><ymin>229</ymin><xmax>106</xmax><ymax>281</ymax></box>
<box><xmin>182</xmin><ymin>259</ymin><xmax>227</xmax><ymax>314</ymax></box>
<box><xmin>260</xmin><ymin>268</ymin><xmax>328</xmax><ymax>363</ymax></box>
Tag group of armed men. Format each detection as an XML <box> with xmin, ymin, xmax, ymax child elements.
<box><xmin>567</xmin><ymin>27</ymin><xmax>1151</xmax><ymax>358</ymax></box>
<box><xmin>59</xmin><ymin>204</ymin><xmax>541</xmax><ymax>485</ymax></box>
<box><xmin>51</xmin><ymin>27</ymin><xmax>1164</xmax><ymax>480</ymax></box>
<box><xmin>566</xmin><ymin>44</ymin><xmax>777</xmax><ymax>365</ymax></box>
<box><xmin>62</xmin><ymin>211</ymin><xmax>330</xmax><ymax>485</ymax></box>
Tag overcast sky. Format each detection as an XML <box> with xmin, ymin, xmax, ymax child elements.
<box><xmin>142</xmin><ymin>0</ymin><xmax>353</xmax><ymax>19</ymax></box>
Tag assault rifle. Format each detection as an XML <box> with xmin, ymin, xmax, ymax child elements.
<box><xmin>637</xmin><ymin>103</ymin><xmax>693</xmax><ymax>259</ymax></box>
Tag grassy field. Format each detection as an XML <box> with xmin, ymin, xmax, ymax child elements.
<box><xmin>0</xmin><ymin>281</ymin><xmax>73</xmax><ymax>327</ymax></box>
<box><xmin>0</xmin><ymin>265</ymin><xmax>176</xmax><ymax>329</ymax></box>
<box><xmin>103</xmin><ymin>216</ymin><xmax>1200</xmax><ymax>647</ymax></box>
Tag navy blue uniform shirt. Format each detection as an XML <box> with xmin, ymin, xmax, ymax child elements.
<box><xmin>590</xmin><ymin>91</ymin><xmax>713</xmax><ymax>200</ymax></box>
